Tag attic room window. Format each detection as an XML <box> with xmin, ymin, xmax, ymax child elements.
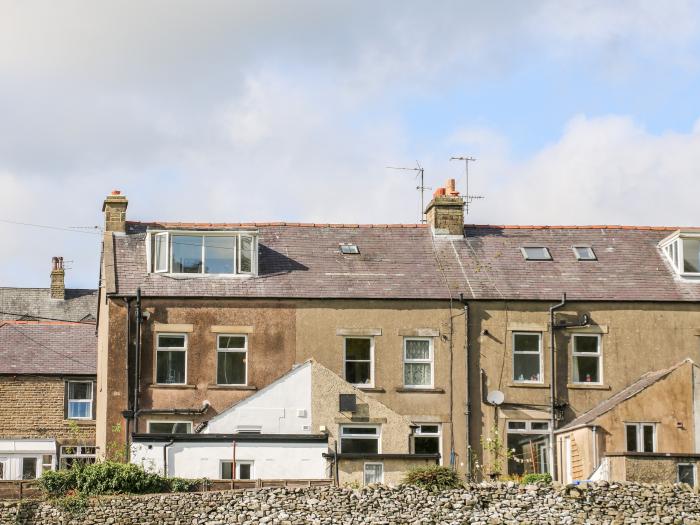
<box><xmin>340</xmin><ymin>243</ymin><xmax>359</xmax><ymax>254</ymax></box>
<box><xmin>661</xmin><ymin>232</ymin><xmax>700</xmax><ymax>276</ymax></box>
<box><xmin>150</xmin><ymin>231</ymin><xmax>257</xmax><ymax>275</ymax></box>
<box><xmin>573</xmin><ymin>246</ymin><xmax>596</xmax><ymax>261</ymax></box>
<box><xmin>521</xmin><ymin>247</ymin><xmax>552</xmax><ymax>260</ymax></box>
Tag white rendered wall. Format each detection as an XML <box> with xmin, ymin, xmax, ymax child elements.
<box><xmin>131</xmin><ymin>440</ymin><xmax>327</xmax><ymax>479</ymax></box>
<box><xmin>206</xmin><ymin>362</ymin><xmax>312</xmax><ymax>434</ymax></box>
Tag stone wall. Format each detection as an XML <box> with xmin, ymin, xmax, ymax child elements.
<box><xmin>3</xmin><ymin>481</ymin><xmax>700</xmax><ymax>524</ymax></box>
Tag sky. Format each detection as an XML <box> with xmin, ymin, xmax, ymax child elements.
<box><xmin>2</xmin><ymin>0</ymin><xmax>700</xmax><ymax>288</ymax></box>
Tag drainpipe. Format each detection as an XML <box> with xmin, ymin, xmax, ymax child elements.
<box><xmin>459</xmin><ymin>293</ymin><xmax>472</xmax><ymax>481</ymax></box>
<box><xmin>592</xmin><ymin>425</ymin><xmax>599</xmax><ymax>472</ymax></box>
<box><xmin>124</xmin><ymin>298</ymin><xmax>132</xmax><ymax>460</ymax></box>
<box><xmin>549</xmin><ymin>293</ymin><xmax>566</xmax><ymax>481</ymax></box>
<box><xmin>163</xmin><ymin>438</ymin><xmax>175</xmax><ymax>477</ymax></box>
<box><xmin>134</xmin><ymin>288</ymin><xmax>142</xmax><ymax>433</ymax></box>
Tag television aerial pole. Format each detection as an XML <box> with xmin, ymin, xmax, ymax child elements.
<box><xmin>450</xmin><ymin>156</ymin><xmax>483</xmax><ymax>215</ymax></box>
<box><xmin>386</xmin><ymin>161</ymin><xmax>430</xmax><ymax>223</ymax></box>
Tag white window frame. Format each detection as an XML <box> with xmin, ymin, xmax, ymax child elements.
<box><xmin>660</xmin><ymin>232</ymin><xmax>700</xmax><ymax>277</ymax></box>
<box><xmin>678</xmin><ymin>463</ymin><xmax>697</xmax><ymax>486</ymax></box>
<box><xmin>21</xmin><ymin>457</ymin><xmax>38</xmax><ymax>480</ymax></box>
<box><xmin>220</xmin><ymin>459</ymin><xmax>254</xmax><ymax>480</ymax></box>
<box><xmin>217</xmin><ymin>334</ymin><xmax>248</xmax><ymax>386</ymax></box>
<box><xmin>235</xmin><ymin>425</ymin><xmax>262</xmax><ymax>434</ymax></box>
<box><xmin>572</xmin><ymin>246</ymin><xmax>596</xmax><ymax>261</ymax></box>
<box><xmin>625</xmin><ymin>422</ymin><xmax>656</xmax><ymax>453</ymax></box>
<box><xmin>147</xmin><ymin>420</ymin><xmax>193</xmax><ymax>434</ymax></box>
<box><xmin>344</xmin><ymin>337</ymin><xmax>374</xmax><ymax>387</ymax></box>
<box><xmin>339</xmin><ymin>425</ymin><xmax>381</xmax><ymax>454</ymax></box>
<box><xmin>413</xmin><ymin>423</ymin><xmax>442</xmax><ymax>462</ymax></box>
<box><xmin>363</xmin><ymin>462</ymin><xmax>384</xmax><ymax>485</ymax></box>
<box><xmin>512</xmin><ymin>332</ymin><xmax>543</xmax><ymax>384</ymax></box>
<box><xmin>153</xmin><ymin>232</ymin><xmax>169</xmax><ymax>273</ymax></box>
<box><xmin>59</xmin><ymin>446</ymin><xmax>95</xmax><ymax>469</ymax></box>
<box><xmin>238</xmin><ymin>235</ymin><xmax>256</xmax><ymax>274</ymax></box>
<box><xmin>66</xmin><ymin>380</ymin><xmax>94</xmax><ymax>420</ymax></box>
<box><xmin>155</xmin><ymin>333</ymin><xmax>188</xmax><ymax>385</ymax></box>
<box><xmin>520</xmin><ymin>246</ymin><xmax>552</xmax><ymax>260</ymax></box>
<box><xmin>572</xmin><ymin>334</ymin><xmax>603</xmax><ymax>385</ymax></box>
<box><xmin>403</xmin><ymin>337</ymin><xmax>434</xmax><ymax>389</ymax></box>
<box><xmin>0</xmin><ymin>457</ymin><xmax>7</xmax><ymax>480</ymax></box>
<box><xmin>506</xmin><ymin>420</ymin><xmax>550</xmax><ymax>434</ymax></box>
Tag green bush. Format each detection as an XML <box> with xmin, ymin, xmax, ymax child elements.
<box><xmin>76</xmin><ymin>462</ymin><xmax>168</xmax><ymax>495</ymax></box>
<box><xmin>37</xmin><ymin>468</ymin><xmax>80</xmax><ymax>497</ymax></box>
<box><xmin>521</xmin><ymin>473</ymin><xmax>552</xmax><ymax>485</ymax></box>
<box><xmin>168</xmin><ymin>477</ymin><xmax>200</xmax><ymax>493</ymax></box>
<box><xmin>403</xmin><ymin>465</ymin><xmax>463</xmax><ymax>491</ymax></box>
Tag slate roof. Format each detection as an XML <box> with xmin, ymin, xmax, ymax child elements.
<box><xmin>556</xmin><ymin>359</ymin><xmax>693</xmax><ymax>433</ymax></box>
<box><xmin>0</xmin><ymin>322</ymin><xmax>96</xmax><ymax>375</ymax></box>
<box><xmin>0</xmin><ymin>288</ymin><xmax>97</xmax><ymax>322</ymax></box>
<box><xmin>106</xmin><ymin>221</ymin><xmax>700</xmax><ymax>302</ymax></box>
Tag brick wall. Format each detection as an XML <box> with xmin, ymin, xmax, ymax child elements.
<box><xmin>0</xmin><ymin>376</ymin><xmax>95</xmax><ymax>444</ymax></box>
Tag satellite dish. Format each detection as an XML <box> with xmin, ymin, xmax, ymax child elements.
<box><xmin>487</xmin><ymin>390</ymin><xmax>505</xmax><ymax>406</ymax></box>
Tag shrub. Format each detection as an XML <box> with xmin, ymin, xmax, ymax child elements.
<box><xmin>76</xmin><ymin>462</ymin><xmax>168</xmax><ymax>495</ymax></box>
<box><xmin>521</xmin><ymin>473</ymin><xmax>552</xmax><ymax>485</ymax></box>
<box><xmin>51</xmin><ymin>493</ymin><xmax>88</xmax><ymax>515</ymax></box>
<box><xmin>403</xmin><ymin>465</ymin><xmax>463</xmax><ymax>491</ymax></box>
<box><xmin>168</xmin><ymin>477</ymin><xmax>200</xmax><ymax>493</ymax></box>
<box><xmin>38</xmin><ymin>468</ymin><xmax>80</xmax><ymax>497</ymax></box>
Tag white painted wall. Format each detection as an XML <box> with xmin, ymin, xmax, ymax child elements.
<box><xmin>131</xmin><ymin>440</ymin><xmax>327</xmax><ymax>479</ymax></box>
<box><xmin>206</xmin><ymin>362</ymin><xmax>312</xmax><ymax>434</ymax></box>
<box><xmin>0</xmin><ymin>439</ymin><xmax>55</xmax><ymax>480</ymax></box>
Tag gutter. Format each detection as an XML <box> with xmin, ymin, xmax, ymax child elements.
<box><xmin>548</xmin><ymin>292</ymin><xmax>567</xmax><ymax>481</ymax></box>
<box><xmin>133</xmin><ymin>432</ymin><xmax>328</xmax><ymax>443</ymax></box>
<box><xmin>134</xmin><ymin>401</ymin><xmax>210</xmax><ymax>419</ymax></box>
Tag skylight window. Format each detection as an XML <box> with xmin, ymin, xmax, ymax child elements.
<box><xmin>521</xmin><ymin>247</ymin><xmax>551</xmax><ymax>261</ymax></box>
<box><xmin>573</xmin><ymin>246</ymin><xmax>596</xmax><ymax>261</ymax></box>
<box><xmin>340</xmin><ymin>244</ymin><xmax>359</xmax><ymax>255</ymax></box>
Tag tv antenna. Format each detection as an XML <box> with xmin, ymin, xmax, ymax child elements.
<box><xmin>450</xmin><ymin>156</ymin><xmax>484</xmax><ymax>215</ymax></box>
<box><xmin>386</xmin><ymin>161</ymin><xmax>430</xmax><ymax>223</ymax></box>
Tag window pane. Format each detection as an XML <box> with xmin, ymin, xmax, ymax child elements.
<box><xmin>514</xmin><ymin>334</ymin><xmax>540</xmax><ymax>352</ymax></box>
<box><xmin>346</xmin><ymin>338</ymin><xmax>371</xmax><ymax>360</ymax></box>
<box><xmin>415</xmin><ymin>436</ymin><xmax>439</xmax><ymax>454</ymax></box>
<box><xmin>531</xmin><ymin>422</ymin><xmax>549</xmax><ymax>431</ymax></box>
<box><xmin>523</xmin><ymin>247</ymin><xmax>551</xmax><ymax>260</ymax></box>
<box><xmin>240</xmin><ymin>236</ymin><xmax>253</xmax><ymax>273</ymax></box>
<box><xmin>219</xmin><ymin>335</ymin><xmax>246</xmax><ymax>349</ymax></box>
<box><xmin>642</xmin><ymin>425</ymin><xmax>654</xmax><ymax>452</ymax></box>
<box><xmin>419</xmin><ymin>425</ymin><xmax>439</xmax><ymax>434</ymax></box>
<box><xmin>679</xmin><ymin>465</ymin><xmax>695</xmax><ymax>485</ymax></box>
<box><xmin>154</xmin><ymin>233</ymin><xmax>168</xmax><ymax>271</ymax></box>
<box><xmin>204</xmin><ymin>236</ymin><xmax>235</xmax><ymax>274</ymax></box>
<box><xmin>157</xmin><ymin>351</ymin><xmax>186</xmax><ymax>383</ymax></box>
<box><xmin>404</xmin><ymin>363</ymin><xmax>431</xmax><ymax>386</ymax></box>
<box><xmin>574</xmin><ymin>336</ymin><xmax>599</xmax><ymax>353</ymax></box>
<box><xmin>507</xmin><ymin>421</ymin><xmax>527</xmax><ymax>430</ymax></box>
<box><xmin>239</xmin><ymin>463</ymin><xmax>252</xmax><ymax>480</ymax></box>
<box><xmin>514</xmin><ymin>354</ymin><xmax>541</xmax><ymax>382</ymax></box>
<box><xmin>342</xmin><ymin>427</ymin><xmax>377</xmax><ymax>435</ymax></box>
<box><xmin>341</xmin><ymin>438</ymin><xmax>378</xmax><ymax>454</ymax></box>
<box><xmin>683</xmin><ymin>238</ymin><xmax>700</xmax><ymax>273</ymax></box>
<box><xmin>626</xmin><ymin>426</ymin><xmax>638</xmax><ymax>452</ymax></box>
<box><xmin>172</xmin><ymin>423</ymin><xmax>191</xmax><ymax>433</ymax></box>
<box><xmin>217</xmin><ymin>351</ymin><xmax>246</xmax><ymax>384</ymax></box>
<box><xmin>364</xmin><ymin>464</ymin><xmax>383</xmax><ymax>484</ymax></box>
<box><xmin>172</xmin><ymin>235</ymin><xmax>202</xmax><ymax>273</ymax></box>
<box><xmin>68</xmin><ymin>382</ymin><xmax>92</xmax><ymax>400</ymax></box>
<box><xmin>221</xmin><ymin>461</ymin><xmax>233</xmax><ymax>479</ymax></box>
<box><xmin>22</xmin><ymin>458</ymin><xmax>37</xmax><ymax>479</ymax></box>
<box><xmin>574</xmin><ymin>246</ymin><xmax>596</xmax><ymax>260</ymax></box>
<box><xmin>68</xmin><ymin>401</ymin><xmax>91</xmax><ymax>419</ymax></box>
<box><xmin>346</xmin><ymin>361</ymin><xmax>371</xmax><ymax>384</ymax></box>
<box><xmin>573</xmin><ymin>356</ymin><xmax>599</xmax><ymax>383</ymax></box>
<box><xmin>158</xmin><ymin>335</ymin><xmax>186</xmax><ymax>348</ymax></box>
<box><xmin>405</xmin><ymin>339</ymin><xmax>430</xmax><ymax>359</ymax></box>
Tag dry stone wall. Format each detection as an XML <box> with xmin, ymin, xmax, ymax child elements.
<box><xmin>2</xmin><ymin>481</ymin><xmax>700</xmax><ymax>524</ymax></box>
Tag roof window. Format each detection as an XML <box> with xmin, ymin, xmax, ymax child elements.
<box><xmin>573</xmin><ymin>246</ymin><xmax>596</xmax><ymax>261</ymax></box>
<box><xmin>661</xmin><ymin>231</ymin><xmax>700</xmax><ymax>277</ymax></box>
<box><xmin>521</xmin><ymin>247</ymin><xmax>552</xmax><ymax>261</ymax></box>
<box><xmin>340</xmin><ymin>243</ymin><xmax>360</xmax><ymax>255</ymax></box>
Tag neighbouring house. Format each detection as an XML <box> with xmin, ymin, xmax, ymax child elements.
<box><xmin>554</xmin><ymin>359</ymin><xmax>700</xmax><ymax>487</ymax></box>
<box><xmin>131</xmin><ymin>360</ymin><xmax>438</xmax><ymax>485</ymax></box>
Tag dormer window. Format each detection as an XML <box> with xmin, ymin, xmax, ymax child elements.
<box><xmin>573</xmin><ymin>246</ymin><xmax>596</xmax><ymax>261</ymax></box>
<box><xmin>521</xmin><ymin>247</ymin><xmax>552</xmax><ymax>261</ymax></box>
<box><xmin>340</xmin><ymin>243</ymin><xmax>359</xmax><ymax>255</ymax></box>
<box><xmin>149</xmin><ymin>231</ymin><xmax>257</xmax><ymax>275</ymax></box>
<box><xmin>661</xmin><ymin>231</ymin><xmax>700</xmax><ymax>277</ymax></box>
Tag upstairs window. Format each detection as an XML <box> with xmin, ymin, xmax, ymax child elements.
<box><xmin>344</xmin><ymin>337</ymin><xmax>373</xmax><ymax>386</ymax></box>
<box><xmin>66</xmin><ymin>381</ymin><xmax>94</xmax><ymax>420</ymax></box>
<box><xmin>156</xmin><ymin>334</ymin><xmax>187</xmax><ymax>385</ymax></box>
<box><xmin>572</xmin><ymin>334</ymin><xmax>602</xmax><ymax>384</ymax></box>
<box><xmin>150</xmin><ymin>232</ymin><xmax>257</xmax><ymax>275</ymax></box>
<box><xmin>217</xmin><ymin>335</ymin><xmax>247</xmax><ymax>385</ymax></box>
<box><xmin>626</xmin><ymin>423</ymin><xmax>655</xmax><ymax>452</ymax></box>
<box><xmin>661</xmin><ymin>232</ymin><xmax>700</xmax><ymax>276</ymax></box>
<box><xmin>340</xmin><ymin>425</ymin><xmax>380</xmax><ymax>454</ymax></box>
<box><xmin>413</xmin><ymin>424</ymin><xmax>441</xmax><ymax>455</ymax></box>
<box><xmin>512</xmin><ymin>332</ymin><xmax>542</xmax><ymax>383</ymax></box>
<box><xmin>521</xmin><ymin>247</ymin><xmax>552</xmax><ymax>260</ymax></box>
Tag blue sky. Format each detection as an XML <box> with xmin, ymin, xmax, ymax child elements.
<box><xmin>2</xmin><ymin>0</ymin><xmax>700</xmax><ymax>288</ymax></box>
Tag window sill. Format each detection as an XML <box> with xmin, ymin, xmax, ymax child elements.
<box><xmin>567</xmin><ymin>383</ymin><xmax>611</xmax><ymax>390</ymax></box>
<box><xmin>147</xmin><ymin>383</ymin><xmax>197</xmax><ymax>389</ymax></box>
<box><xmin>507</xmin><ymin>383</ymin><xmax>550</xmax><ymax>389</ymax></box>
<box><xmin>207</xmin><ymin>385</ymin><xmax>257</xmax><ymax>391</ymax></box>
<box><xmin>395</xmin><ymin>387</ymin><xmax>445</xmax><ymax>394</ymax></box>
<box><xmin>64</xmin><ymin>419</ymin><xmax>96</xmax><ymax>425</ymax></box>
<box><xmin>357</xmin><ymin>387</ymin><xmax>386</xmax><ymax>393</ymax></box>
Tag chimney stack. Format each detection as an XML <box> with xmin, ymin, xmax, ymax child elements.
<box><xmin>50</xmin><ymin>257</ymin><xmax>65</xmax><ymax>300</ymax></box>
<box><xmin>424</xmin><ymin>178</ymin><xmax>464</xmax><ymax>236</ymax></box>
<box><xmin>102</xmin><ymin>190</ymin><xmax>128</xmax><ymax>233</ymax></box>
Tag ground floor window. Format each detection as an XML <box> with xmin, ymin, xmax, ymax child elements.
<box><xmin>506</xmin><ymin>420</ymin><xmax>550</xmax><ymax>476</ymax></box>
<box><xmin>59</xmin><ymin>446</ymin><xmax>97</xmax><ymax>469</ymax></box>
<box><xmin>21</xmin><ymin>458</ymin><xmax>37</xmax><ymax>480</ymax></box>
<box><xmin>413</xmin><ymin>424</ymin><xmax>441</xmax><ymax>456</ymax></box>
<box><xmin>678</xmin><ymin>463</ymin><xmax>696</xmax><ymax>486</ymax></box>
<box><xmin>364</xmin><ymin>462</ymin><xmax>383</xmax><ymax>485</ymax></box>
<box><xmin>0</xmin><ymin>460</ymin><xmax>4</xmax><ymax>480</ymax></box>
<box><xmin>625</xmin><ymin>423</ymin><xmax>655</xmax><ymax>452</ymax></box>
<box><xmin>221</xmin><ymin>460</ymin><xmax>254</xmax><ymax>480</ymax></box>
<box><xmin>340</xmin><ymin>425</ymin><xmax>380</xmax><ymax>454</ymax></box>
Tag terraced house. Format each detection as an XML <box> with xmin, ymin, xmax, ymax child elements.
<box><xmin>96</xmin><ymin>186</ymin><xmax>700</xmax><ymax>486</ymax></box>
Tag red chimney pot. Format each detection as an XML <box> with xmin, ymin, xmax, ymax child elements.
<box><xmin>111</xmin><ymin>190</ymin><xmax>121</xmax><ymax>196</ymax></box>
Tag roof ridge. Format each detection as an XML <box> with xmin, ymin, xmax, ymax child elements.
<box><xmin>127</xmin><ymin>221</ymin><xmax>427</xmax><ymax>229</ymax></box>
<box><xmin>464</xmin><ymin>224</ymin><xmax>692</xmax><ymax>230</ymax></box>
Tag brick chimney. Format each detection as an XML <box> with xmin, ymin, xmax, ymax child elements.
<box><xmin>102</xmin><ymin>190</ymin><xmax>128</xmax><ymax>233</ymax></box>
<box><xmin>50</xmin><ymin>257</ymin><xmax>65</xmax><ymax>300</ymax></box>
<box><xmin>424</xmin><ymin>178</ymin><xmax>465</xmax><ymax>236</ymax></box>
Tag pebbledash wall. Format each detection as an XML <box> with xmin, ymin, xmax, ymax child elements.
<box><xmin>3</xmin><ymin>483</ymin><xmax>700</xmax><ymax>524</ymax></box>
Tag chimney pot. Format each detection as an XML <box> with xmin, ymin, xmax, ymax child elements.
<box><xmin>434</xmin><ymin>187</ymin><xmax>446</xmax><ymax>197</ymax></box>
<box><xmin>446</xmin><ymin>178</ymin><xmax>459</xmax><ymax>196</ymax></box>
<box><xmin>111</xmin><ymin>190</ymin><xmax>121</xmax><ymax>196</ymax></box>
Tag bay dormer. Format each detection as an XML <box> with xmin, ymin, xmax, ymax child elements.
<box><xmin>146</xmin><ymin>229</ymin><xmax>258</xmax><ymax>276</ymax></box>
<box><xmin>660</xmin><ymin>230</ymin><xmax>700</xmax><ymax>278</ymax></box>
